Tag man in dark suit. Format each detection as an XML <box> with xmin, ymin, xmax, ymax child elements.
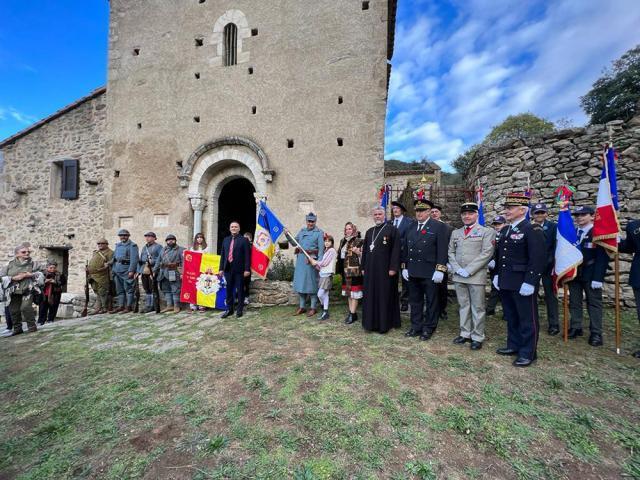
<box><xmin>431</xmin><ymin>204</ymin><xmax>454</xmax><ymax>321</ymax></box>
<box><xmin>620</xmin><ymin>218</ymin><xmax>640</xmax><ymax>358</ymax></box>
<box><xmin>493</xmin><ymin>193</ymin><xmax>546</xmax><ymax>367</ymax></box>
<box><xmin>531</xmin><ymin>203</ymin><xmax>560</xmax><ymax>335</ymax></box>
<box><xmin>389</xmin><ymin>200</ymin><xmax>414</xmax><ymax>311</ymax></box>
<box><xmin>567</xmin><ymin>206</ymin><xmax>610</xmax><ymax>346</ymax></box>
<box><xmin>401</xmin><ymin>199</ymin><xmax>449</xmax><ymax>341</ymax></box>
<box><xmin>219</xmin><ymin>221</ymin><xmax>251</xmax><ymax>318</ymax></box>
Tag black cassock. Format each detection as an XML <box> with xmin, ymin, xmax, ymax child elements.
<box><xmin>361</xmin><ymin>223</ymin><xmax>401</xmax><ymax>333</ymax></box>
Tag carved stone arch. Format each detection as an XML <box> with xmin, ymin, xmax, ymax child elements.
<box><xmin>210</xmin><ymin>10</ymin><xmax>251</xmax><ymax>66</ymax></box>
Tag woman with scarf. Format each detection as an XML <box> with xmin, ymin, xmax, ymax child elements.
<box><xmin>336</xmin><ymin>222</ymin><xmax>364</xmax><ymax>324</ymax></box>
<box><xmin>37</xmin><ymin>260</ymin><xmax>67</xmax><ymax>324</ymax></box>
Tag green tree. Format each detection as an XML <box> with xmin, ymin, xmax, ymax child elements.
<box><xmin>484</xmin><ymin>113</ymin><xmax>555</xmax><ymax>146</ymax></box>
<box><xmin>580</xmin><ymin>44</ymin><xmax>640</xmax><ymax>124</ymax></box>
<box><xmin>451</xmin><ymin>145</ymin><xmax>479</xmax><ymax>178</ymax></box>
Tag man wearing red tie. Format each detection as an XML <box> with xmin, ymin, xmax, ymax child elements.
<box><xmin>219</xmin><ymin>221</ymin><xmax>251</xmax><ymax>318</ymax></box>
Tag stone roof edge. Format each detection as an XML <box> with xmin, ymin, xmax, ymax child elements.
<box><xmin>388</xmin><ymin>0</ymin><xmax>398</xmax><ymax>61</ymax></box>
<box><xmin>0</xmin><ymin>86</ymin><xmax>107</xmax><ymax>149</ymax></box>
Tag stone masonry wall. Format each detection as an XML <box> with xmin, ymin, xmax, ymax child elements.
<box><xmin>0</xmin><ymin>92</ymin><xmax>108</xmax><ymax>292</ymax></box>
<box><xmin>467</xmin><ymin>115</ymin><xmax>640</xmax><ymax>305</ymax></box>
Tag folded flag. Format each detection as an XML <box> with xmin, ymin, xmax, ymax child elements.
<box><xmin>593</xmin><ymin>145</ymin><xmax>620</xmax><ymax>254</ymax></box>
<box><xmin>476</xmin><ymin>185</ymin><xmax>485</xmax><ymax>226</ymax></box>
<box><xmin>378</xmin><ymin>184</ymin><xmax>391</xmax><ymax>212</ymax></box>
<box><xmin>251</xmin><ymin>201</ymin><xmax>285</xmax><ymax>278</ymax></box>
<box><xmin>552</xmin><ymin>186</ymin><xmax>582</xmax><ymax>289</ymax></box>
<box><xmin>180</xmin><ymin>251</ymin><xmax>227</xmax><ymax>309</ymax></box>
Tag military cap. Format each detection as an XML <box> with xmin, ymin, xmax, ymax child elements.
<box><xmin>431</xmin><ymin>204</ymin><xmax>443</xmax><ymax>211</ymax></box>
<box><xmin>572</xmin><ymin>205</ymin><xmax>595</xmax><ymax>215</ymax></box>
<box><xmin>532</xmin><ymin>202</ymin><xmax>548</xmax><ymax>213</ymax></box>
<box><xmin>306</xmin><ymin>212</ymin><xmax>317</xmax><ymax>221</ymax></box>
<box><xmin>165</xmin><ymin>234</ymin><xmax>177</xmax><ymax>241</ymax></box>
<box><xmin>491</xmin><ymin>215</ymin><xmax>506</xmax><ymax>225</ymax></box>
<box><xmin>117</xmin><ymin>228</ymin><xmax>130</xmax><ymax>236</ymax></box>
<box><xmin>460</xmin><ymin>202</ymin><xmax>478</xmax><ymax>213</ymax></box>
<box><xmin>414</xmin><ymin>198</ymin><xmax>434</xmax><ymax>211</ymax></box>
<box><xmin>503</xmin><ymin>192</ymin><xmax>530</xmax><ymax>207</ymax></box>
<box><xmin>391</xmin><ymin>200</ymin><xmax>407</xmax><ymax>212</ymax></box>
<box><xmin>46</xmin><ymin>260</ymin><xmax>58</xmax><ymax>266</ymax></box>
<box><xmin>97</xmin><ymin>238</ymin><xmax>109</xmax><ymax>244</ymax></box>
<box><xmin>144</xmin><ymin>231</ymin><xmax>157</xmax><ymax>238</ymax></box>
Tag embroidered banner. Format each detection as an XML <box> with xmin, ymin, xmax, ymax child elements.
<box><xmin>180</xmin><ymin>251</ymin><xmax>227</xmax><ymax>309</ymax></box>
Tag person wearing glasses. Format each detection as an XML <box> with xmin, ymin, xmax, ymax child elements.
<box><xmin>0</xmin><ymin>244</ymin><xmax>46</xmax><ymax>337</ymax></box>
<box><xmin>87</xmin><ymin>239</ymin><xmax>114</xmax><ymax>314</ymax></box>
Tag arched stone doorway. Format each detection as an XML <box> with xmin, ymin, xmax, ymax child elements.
<box><xmin>216</xmin><ymin>178</ymin><xmax>256</xmax><ymax>252</ymax></box>
<box><xmin>182</xmin><ymin>137</ymin><xmax>273</xmax><ymax>253</ymax></box>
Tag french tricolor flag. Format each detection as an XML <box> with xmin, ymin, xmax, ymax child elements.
<box><xmin>593</xmin><ymin>145</ymin><xmax>620</xmax><ymax>254</ymax></box>
<box><xmin>554</xmin><ymin>202</ymin><xmax>583</xmax><ymax>288</ymax></box>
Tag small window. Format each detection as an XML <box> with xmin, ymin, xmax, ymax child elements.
<box><xmin>251</xmin><ymin>28</ymin><xmax>258</xmax><ymax>37</ymax></box>
<box><xmin>248</xmin><ymin>67</ymin><xmax>254</xmax><ymax>75</ymax></box>
<box><xmin>133</xmin><ymin>48</ymin><xmax>140</xmax><ymax>56</ymax></box>
<box><xmin>193</xmin><ymin>116</ymin><xmax>201</xmax><ymax>123</ymax></box>
<box><xmin>198</xmin><ymin>0</ymin><xmax>206</xmax><ymax>3</ymax></box>
<box><xmin>362</xmin><ymin>1</ymin><xmax>370</xmax><ymax>10</ymax></box>
<box><xmin>194</xmin><ymin>72</ymin><xmax>200</xmax><ymax>79</ymax></box>
<box><xmin>251</xmin><ymin>106</ymin><xmax>257</xmax><ymax>114</ymax></box>
<box><xmin>224</xmin><ymin>23</ymin><xmax>238</xmax><ymax>66</ymax></box>
<box><xmin>338</xmin><ymin>96</ymin><xmax>343</xmax><ymax>104</ymax></box>
<box><xmin>337</xmin><ymin>138</ymin><xmax>344</xmax><ymax>147</ymax></box>
<box><xmin>287</xmin><ymin>139</ymin><xmax>294</xmax><ymax>149</ymax></box>
<box><xmin>57</xmin><ymin>159</ymin><xmax>79</xmax><ymax>200</ymax></box>
<box><xmin>195</xmin><ymin>37</ymin><xmax>204</xmax><ymax>47</ymax></box>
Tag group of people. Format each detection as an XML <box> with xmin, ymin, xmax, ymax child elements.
<box><xmin>288</xmin><ymin>192</ymin><xmax>640</xmax><ymax>366</ymax></box>
<box><xmin>2</xmin><ymin>194</ymin><xmax>640</xmax><ymax>363</ymax></box>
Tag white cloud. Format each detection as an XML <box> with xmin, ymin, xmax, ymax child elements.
<box><xmin>0</xmin><ymin>106</ymin><xmax>36</xmax><ymax>126</ymax></box>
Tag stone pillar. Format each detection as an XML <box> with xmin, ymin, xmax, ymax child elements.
<box><xmin>189</xmin><ymin>194</ymin><xmax>207</xmax><ymax>237</ymax></box>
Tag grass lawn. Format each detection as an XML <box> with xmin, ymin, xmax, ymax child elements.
<box><xmin>0</xmin><ymin>301</ymin><xmax>638</xmax><ymax>480</ymax></box>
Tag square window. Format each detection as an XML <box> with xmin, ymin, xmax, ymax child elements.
<box><xmin>119</xmin><ymin>216</ymin><xmax>133</xmax><ymax>228</ymax></box>
<box><xmin>153</xmin><ymin>214</ymin><xmax>169</xmax><ymax>228</ymax></box>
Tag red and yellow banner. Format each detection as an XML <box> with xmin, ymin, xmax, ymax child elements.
<box><xmin>180</xmin><ymin>251</ymin><xmax>227</xmax><ymax>309</ymax></box>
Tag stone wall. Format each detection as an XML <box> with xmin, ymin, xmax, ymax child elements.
<box><xmin>0</xmin><ymin>91</ymin><xmax>108</xmax><ymax>292</ymax></box>
<box><xmin>467</xmin><ymin>115</ymin><xmax>640</xmax><ymax>305</ymax></box>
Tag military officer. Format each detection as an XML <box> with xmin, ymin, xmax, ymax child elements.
<box><xmin>567</xmin><ymin>206</ymin><xmax>609</xmax><ymax>346</ymax></box>
<box><xmin>154</xmin><ymin>234</ymin><xmax>185</xmax><ymax>313</ymax></box>
<box><xmin>449</xmin><ymin>202</ymin><xmax>496</xmax><ymax>350</ymax></box>
<box><xmin>389</xmin><ymin>200</ymin><xmax>414</xmax><ymax>311</ymax></box>
<box><xmin>401</xmin><ymin>199</ymin><xmax>449</xmax><ymax>341</ymax></box>
<box><xmin>431</xmin><ymin>204</ymin><xmax>454</xmax><ymax>321</ymax></box>
<box><xmin>87</xmin><ymin>239</ymin><xmax>114</xmax><ymax>314</ymax></box>
<box><xmin>110</xmin><ymin>229</ymin><xmax>139</xmax><ymax>313</ymax></box>
<box><xmin>531</xmin><ymin>203</ymin><xmax>560</xmax><ymax>335</ymax></box>
<box><xmin>493</xmin><ymin>192</ymin><xmax>546</xmax><ymax>367</ymax></box>
<box><xmin>487</xmin><ymin>215</ymin><xmax>507</xmax><ymax>316</ymax></box>
<box><xmin>620</xmin><ymin>218</ymin><xmax>640</xmax><ymax>358</ymax></box>
<box><xmin>137</xmin><ymin>232</ymin><xmax>163</xmax><ymax>313</ymax></box>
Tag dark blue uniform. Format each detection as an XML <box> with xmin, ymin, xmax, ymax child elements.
<box><xmin>620</xmin><ymin>219</ymin><xmax>640</xmax><ymax>322</ymax></box>
<box><xmin>389</xmin><ymin>216</ymin><xmax>415</xmax><ymax>308</ymax></box>
<box><xmin>537</xmin><ymin>219</ymin><xmax>559</xmax><ymax>330</ymax></box>
<box><xmin>568</xmin><ymin>227</ymin><xmax>609</xmax><ymax>336</ymax></box>
<box><xmin>494</xmin><ymin>220</ymin><xmax>545</xmax><ymax>360</ymax></box>
<box><xmin>219</xmin><ymin>234</ymin><xmax>251</xmax><ymax>314</ymax></box>
<box><xmin>402</xmin><ymin>218</ymin><xmax>449</xmax><ymax>336</ymax></box>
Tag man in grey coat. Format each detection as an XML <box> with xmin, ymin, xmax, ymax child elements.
<box><xmin>448</xmin><ymin>202</ymin><xmax>496</xmax><ymax>350</ymax></box>
<box><xmin>291</xmin><ymin>212</ymin><xmax>324</xmax><ymax>317</ymax></box>
<box><xmin>111</xmin><ymin>228</ymin><xmax>139</xmax><ymax>314</ymax></box>
<box><xmin>154</xmin><ymin>234</ymin><xmax>185</xmax><ymax>313</ymax></box>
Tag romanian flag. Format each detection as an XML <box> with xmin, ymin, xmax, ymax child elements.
<box><xmin>593</xmin><ymin>145</ymin><xmax>620</xmax><ymax>254</ymax></box>
<box><xmin>180</xmin><ymin>251</ymin><xmax>227</xmax><ymax>309</ymax></box>
<box><xmin>251</xmin><ymin>201</ymin><xmax>285</xmax><ymax>278</ymax></box>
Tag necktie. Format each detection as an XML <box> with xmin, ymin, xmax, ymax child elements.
<box><xmin>464</xmin><ymin>226</ymin><xmax>472</xmax><ymax>236</ymax></box>
<box><xmin>228</xmin><ymin>236</ymin><xmax>235</xmax><ymax>262</ymax></box>
<box><xmin>577</xmin><ymin>229</ymin><xmax>584</xmax><ymax>242</ymax></box>
<box><xmin>417</xmin><ymin>223</ymin><xmax>423</xmax><ymax>231</ymax></box>
<box><xmin>394</xmin><ymin>219</ymin><xmax>399</xmax><ymax>228</ymax></box>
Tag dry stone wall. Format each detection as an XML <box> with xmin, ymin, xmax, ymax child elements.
<box><xmin>467</xmin><ymin>115</ymin><xmax>640</xmax><ymax>305</ymax></box>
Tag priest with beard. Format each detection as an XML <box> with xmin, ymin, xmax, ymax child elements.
<box><xmin>361</xmin><ymin>206</ymin><xmax>401</xmax><ymax>333</ymax></box>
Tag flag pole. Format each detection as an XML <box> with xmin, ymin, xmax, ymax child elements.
<box><xmin>615</xmin><ymin>251</ymin><xmax>621</xmax><ymax>354</ymax></box>
<box><xmin>563</xmin><ymin>283</ymin><xmax>569</xmax><ymax>343</ymax></box>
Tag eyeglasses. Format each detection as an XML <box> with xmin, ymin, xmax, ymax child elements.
<box><xmin>97</xmin><ymin>242</ymin><xmax>107</xmax><ymax>245</ymax></box>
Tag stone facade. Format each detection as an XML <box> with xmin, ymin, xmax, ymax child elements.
<box><xmin>0</xmin><ymin>89</ymin><xmax>108</xmax><ymax>291</ymax></box>
<box><xmin>466</xmin><ymin>115</ymin><xmax>640</xmax><ymax>305</ymax></box>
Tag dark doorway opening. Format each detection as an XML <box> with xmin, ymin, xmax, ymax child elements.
<box><xmin>217</xmin><ymin>178</ymin><xmax>256</xmax><ymax>253</ymax></box>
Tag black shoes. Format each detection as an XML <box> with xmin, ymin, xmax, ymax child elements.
<box><xmin>405</xmin><ymin>329</ymin><xmax>419</xmax><ymax>337</ymax></box>
<box><xmin>319</xmin><ymin>310</ymin><xmax>330</xmax><ymax>321</ymax></box>
<box><xmin>567</xmin><ymin>328</ymin><xmax>583</xmax><ymax>339</ymax></box>
<box><xmin>486</xmin><ymin>309</ymin><xmax>496</xmax><ymax>316</ymax></box>
<box><xmin>633</xmin><ymin>350</ymin><xmax>640</xmax><ymax>358</ymax></box>
<box><xmin>496</xmin><ymin>347</ymin><xmax>518</xmax><ymax>356</ymax></box>
<box><xmin>513</xmin><ymin>357</ymin><xmax>535</xmax><ymax>367</ymax></box>
<box><xmin>588</xmin><ymin>334</ymin><xmax>603</xmax><ymax>346</ymax></box>
<box><xmin>470</xmin><ymin>341</ymin><xmax>483</xmax><ymax>350</ymax></box>
<box><xmin>419</xmin><ymin>332</ymin><xmax>432</xmax><ymax>341</ymax></box>
<box><xmin>220</xmin><ymin>310</ymin><xmax>233</xmax><ymax>318</ymax></box>
<box><xmin>453</xmin><ymin>336</ymin><xmax>470</xmax><ymax>345</ymax></box>
<box><xmin>344</xmin><ymin>312</ymin><xmax>357</xmax><ymax>324</ymax></box>
<box><xmin>548</xmin><ymin>327</ymin><xmax>560</xmax><ymax>336</ymax></box>
<box><xmin>400</xmin><ymin>303</ymin><xmax>409</xmax><ymax>312</ymax></box>
<box><xmin>236</xmin><ymin>310</ymin><xmax>243</xmax><ymax>318</ymax></box>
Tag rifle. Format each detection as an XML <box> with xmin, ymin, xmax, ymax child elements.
<box><xmin>147</xmin><ymin>257</ymin><xmax>161</xmax><ymax>314</ymax></box>
<box><xmin>81</xmin><ymin>261</ymin><xmax>89</xmax><ymax>317</ymax></box>
<box><xmin>107</xmin><ymin>262</ymin><xmax>115</xmax><ymax>312</ymax></box>
<box><xmin>133</xmin><ymin>275</ymin><xmax>141</xmax><ymax>313</ymax></box>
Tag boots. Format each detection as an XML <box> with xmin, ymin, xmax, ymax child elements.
<box><xmin>173</xmin><ymin>305</ymin><xmax>181</xmax><ymax>314</ymax></box>
<box><xmin>344</xmin><ymin>311</ymin><xmax>356</xmax><ymax>324</ymax></box>
<box><xmin>110</xmin><ymin>307</ymin><xmax>123</xmax><ymax>314</ymax></box>
<box><xmin>319</xmin><ymin>310</ymin><xmax>330</xmax><ymax>321</ymax></box>
<box><xmin>160</xmin><ymin>306</ymin><xmax>173</xmax><ymax>313</ymax></box>
<box><xmin>118</xmin><ymin>306</ymin><xmax>131</xmax><ymax>314</ymax></box>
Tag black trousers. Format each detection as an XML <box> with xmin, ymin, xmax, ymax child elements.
<box><xmin>634</xmin><ymin>287</ymin><xmax>640</xmax><ymax>324</ymax></box>
<box><xmin>438</xmin><ymin>273</ymin><xmax>448</xmax><ymax>317</ymax></box>
<box><xmin>487</xmin><ymin>282</ymin><xmax>501</xmax><ymax>313</ymax></box>
<box><xmin>540</xmin><ymin>272</ymin><xmax>559</xmax><ymax>329</ymax></box>
<box><xmin>4</xmin><ymin>306</ymin><xmax>12</xmax><ymax>330</ymax></box>
<box><xmin>38</xmin><ymin>299</ymin><xmax>60</xmax><ymax>324</ymax></box>
<box><xmin>224</xmin><ymin>271</ymin><xmax>245</xmax><ymax>312</ymax></box>
<box><xmin>568</xmin><ymin>280</ymin><xmax>603</xmax><ymax>335</ymax></box>
<box><xmin>400</xmin><ymin>277</ymin><xmax>409</xmax><ymax>306</ymax></box>
<box><xmin>409</xmin><ymin>276</ymin><xmax>439</xmax><ymax>334</ymax></box>
<box><xmin>500</xmin><ymin>289</ymin><xmax>539</xmax><ymax>360</ymax></box>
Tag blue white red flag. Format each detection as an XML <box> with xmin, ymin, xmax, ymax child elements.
<box><xmin>593</xmin><ymin>145</ymin><xmax>620</xmax><ymax>254</ymax></box>
<box><xmin>251</xmin><ymin>201</ymin><xmax>285</xmax><ymax>278</ymax></box>
<box><xmin>553</xmin><ymin>201</ymin><xmax>583</xmax><ymax>288</ymax></box>
<box><xmin>476</xmin><ymin>185</ymin><xmax>485</xmax><ymax>226</ymax></box>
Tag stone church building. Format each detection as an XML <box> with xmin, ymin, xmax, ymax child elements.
<box><xmin>0</xmin><ymin>0</ymin><xmax>397</xmax><ymax>291</ymax></box>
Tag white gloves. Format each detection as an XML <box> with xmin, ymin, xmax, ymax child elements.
<box><xmin>492</xmin><ymin>276</ymin><xmax>500</xmax><ymax>290</ymax></box>
<box><xmin>519</xmin><ymin>283</ymin><xmax>535</xmax><ymax>296</ymax></box>
<box><xmin>488</xmin><ymin>260</ymin><xmax>495</xmax><ymax>270</ymax></box>
<box><xmin>402</xmin><ymin>269</ymin><xmax>409</xmax><ymax>281</ymax></box>
<box><xmin>456</xmin><ymin>268</ymin><xmax>470</xmax><ymax>278</ymax></box>
<box><xmin>447</xmin><ymin>263</ymin><xmax>453</xmax><ymax>273</ymax></box>
<box><xmin>591</xmin><ymin>281</ymin><xmax>603</xmax><ymax>289</ymax></box>
<box><xmin>432</xmin><ymin>271</ymin><xmax>444</xmax><ymax>284</ymax></box>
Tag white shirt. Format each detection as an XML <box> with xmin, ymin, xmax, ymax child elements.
<box><xmin>393</xmin><ymin>215</ymin><xmax>404</xmax><ymax>228</ymax></box>
<box><xmin>576</xmin><ymin>223</ymin><xmax>593</xmax><ymax>243</ymax></box>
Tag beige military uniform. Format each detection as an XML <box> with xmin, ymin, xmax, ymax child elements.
<box><xmin>448</xmin><ymin>224</ymin><xmax>496</xmax><ymax>341</ymax></box>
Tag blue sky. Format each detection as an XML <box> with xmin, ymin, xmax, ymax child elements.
<box><xmin>1</xmin><ymin>1</ymin><xmax>639</xmax><ymax>171</ymax></box>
